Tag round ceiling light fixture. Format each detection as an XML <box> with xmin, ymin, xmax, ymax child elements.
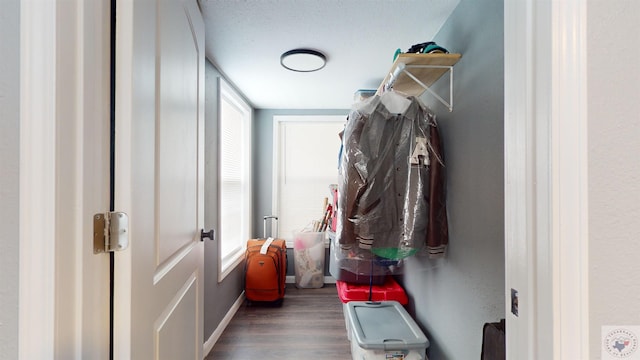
<box><xmin>280</xmin><ymin>48</ymin><xmax>326</xmax><ymax>72</ymax></box>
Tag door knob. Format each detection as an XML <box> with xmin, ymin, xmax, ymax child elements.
<box><xmin>200</xmin><ymin>229</ymin><xmax>215</xmax><ymax>241</ymax></box>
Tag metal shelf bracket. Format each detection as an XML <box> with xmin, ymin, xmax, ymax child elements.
<box><xmin>385</xmin><ymin>63</ymin><xmax>455</xmax><ymax>112</ymax></box>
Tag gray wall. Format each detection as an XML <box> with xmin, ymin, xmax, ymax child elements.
<box><xmin>203</xmin><ymin>60</ymin><xmax>246</xmax><ymax>339</ymax></box>
<box><xmin>587</xmin><ymin>0</ymin><xmax>640</xmax><ymax>357</ymax></box>
<box><xmin>0</xmin><ymin>0</ymin><xmax>20</xmax><ymax>358</ymax></box>
<box><xmin>399</xmin><ymin>0</ymin><xmax>505</xmax><ymax>359</ymax></box>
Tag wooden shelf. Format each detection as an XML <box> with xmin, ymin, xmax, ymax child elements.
<box><xmin>377</xmin><ymin>53</ymin><xmax>462</xmax><ymax>110</ymax></box>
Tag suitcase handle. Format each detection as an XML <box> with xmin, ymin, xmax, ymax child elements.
<box><xmin>263</xmin><ymin>215</ymin><xmax>278</xmax><ymax>238</ymax></box>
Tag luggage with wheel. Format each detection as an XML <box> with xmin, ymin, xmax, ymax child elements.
<box><xmin>244</xmin><ymin>215</ymin><xmax>287</xmax><ymax>304</ymax></box>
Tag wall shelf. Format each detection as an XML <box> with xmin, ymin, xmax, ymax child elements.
<box><xmin>377</xmin><ymin>53</ymin><xmax>462</xmax><ymax>111</ymax></box>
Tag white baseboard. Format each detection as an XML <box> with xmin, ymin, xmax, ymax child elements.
<box><xmin>203</xmin><ymin>291</ymin><xmax>245</xmax><ymax>356</ymax></box>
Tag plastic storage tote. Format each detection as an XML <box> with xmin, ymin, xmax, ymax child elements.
<box><xmin>336</xmin><ymin>277</ymin><xmax>408</xmax><ymax>305</ymax></box>
<box><xmin>345</xmin><ymin>301</ymin><xmax>429</xmax><ymax>360</ymax></box>
<box><xmin>293</xmin><ymin>232</ymin><xmax>325</xmax><ymax>288</ymax></box>
<box><xmin>329</xmin><ymin>237</ymin><xmax>387</xmax><ymax>285</ymax></box>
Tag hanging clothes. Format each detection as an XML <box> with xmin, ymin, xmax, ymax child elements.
<box><xmin>335</xmin><ymin>92</ymin><xmax>448</xmax><ymax>259</ymax></box>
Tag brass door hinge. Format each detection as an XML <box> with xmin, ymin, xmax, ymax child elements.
<box><xmin>93</xmin><ymin>212</ymin><xmax>129</xmax><ymax>254</ymax></box>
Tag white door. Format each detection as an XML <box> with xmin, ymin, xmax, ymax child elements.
<box><xmin>113</xmin><ymin>0</ymin><xmax>205</xmax><ymax>358</ymax></box>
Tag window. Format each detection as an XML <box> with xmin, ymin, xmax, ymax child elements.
<box><xmin>273</xmin><ymin>116</ymin><xmax>346</xmax><ymax>245</ymax></box>
<box><xmin>218</xmin><ymin>78</ymin><xmax>252</xmax><ymax>281</ymax></box>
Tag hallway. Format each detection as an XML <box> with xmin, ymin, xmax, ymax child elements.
<box><xmin>206</xmin><ymin>284</ymin><xmax>351</xmax><ymax>359</ymax></box>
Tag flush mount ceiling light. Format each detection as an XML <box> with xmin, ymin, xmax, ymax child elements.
<box><xmin>280</xmin><ymin>49</ymin><xmax>326</xmax><ymax>72</ymax></box>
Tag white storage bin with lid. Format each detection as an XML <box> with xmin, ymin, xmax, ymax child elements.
<box><xmin>346</xmin><ymin>301</ymin><xmax>429</xmax><ymax>360</ymax></box>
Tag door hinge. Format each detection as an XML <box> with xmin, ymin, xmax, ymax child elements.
<box><xmin>94</xmin><ymin>212</ymin><xmax>129</xmax><ymax>254</ymax></box>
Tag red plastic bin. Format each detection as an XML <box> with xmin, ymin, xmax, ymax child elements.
<box><xmin>336</xmin><ymin>277</ymin><xmax>408</xmax><ymax>305</ymax></box>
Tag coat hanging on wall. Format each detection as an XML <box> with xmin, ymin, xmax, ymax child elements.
<box><xmin>335</xmin><ymin>91</ymin><xmax>449</xmax><ymax>261</ymax></box>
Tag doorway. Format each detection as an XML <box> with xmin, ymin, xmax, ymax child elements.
<box><xmin>15</xmin><ymin>1</ymin><xmax>590</xmax><ymax>359</ymax></box>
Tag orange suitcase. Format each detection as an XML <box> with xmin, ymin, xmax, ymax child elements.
<box><xmin>244</xmin><ymin>216</ymin><xmax>287</xmax><ymax>304</ymax></box>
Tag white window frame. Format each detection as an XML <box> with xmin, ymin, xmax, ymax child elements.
<box><xmin>272</xmin><ymin>115</ymin><xmax>345</xmax><ymax>246</ymax></box>
<box><xmin>217</xmin><ymin>78</ymin><xmax>252</xmax><ymax>281</ymax></box>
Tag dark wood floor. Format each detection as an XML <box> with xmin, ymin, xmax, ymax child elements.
<box><xmin>205</xmin><ymin>284</ymin><xmax>352</xmax><ymax>360</ymax></box>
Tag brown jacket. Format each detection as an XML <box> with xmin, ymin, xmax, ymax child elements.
<box><xmin>336</xmin><ymin>94</ymin><xmax>448</xmax><ymax>259</ymax></box>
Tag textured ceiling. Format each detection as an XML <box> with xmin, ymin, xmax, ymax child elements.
<box><xmin>199</xmin><ymin>0</ymin><xmax>460</xmax><ymax>109</ymax></box>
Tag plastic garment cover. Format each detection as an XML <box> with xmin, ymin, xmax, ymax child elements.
<box><xmin>335</xmin><ymin>91</ymin><xmax>448</xmax><ymax>261</ymax></box>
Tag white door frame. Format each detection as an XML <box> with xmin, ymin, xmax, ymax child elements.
<box><xmin>19</xmin><ymin>0</ymin><xmax>57</xmax><ymax>357</ymax></box>
<box><xmin>19</xmin><ymin>0</ymin><xmax>590</xmax><ymax>358</ymax></box>
<box><xmin>19</xmin><ymin>0</ymin><xmax>112</xmax><ymax>359</ymax></box>
<box><xmin>504</xmin><ymin>0</ymin><xmax>589</xmax><ymax>359</ymax></box>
